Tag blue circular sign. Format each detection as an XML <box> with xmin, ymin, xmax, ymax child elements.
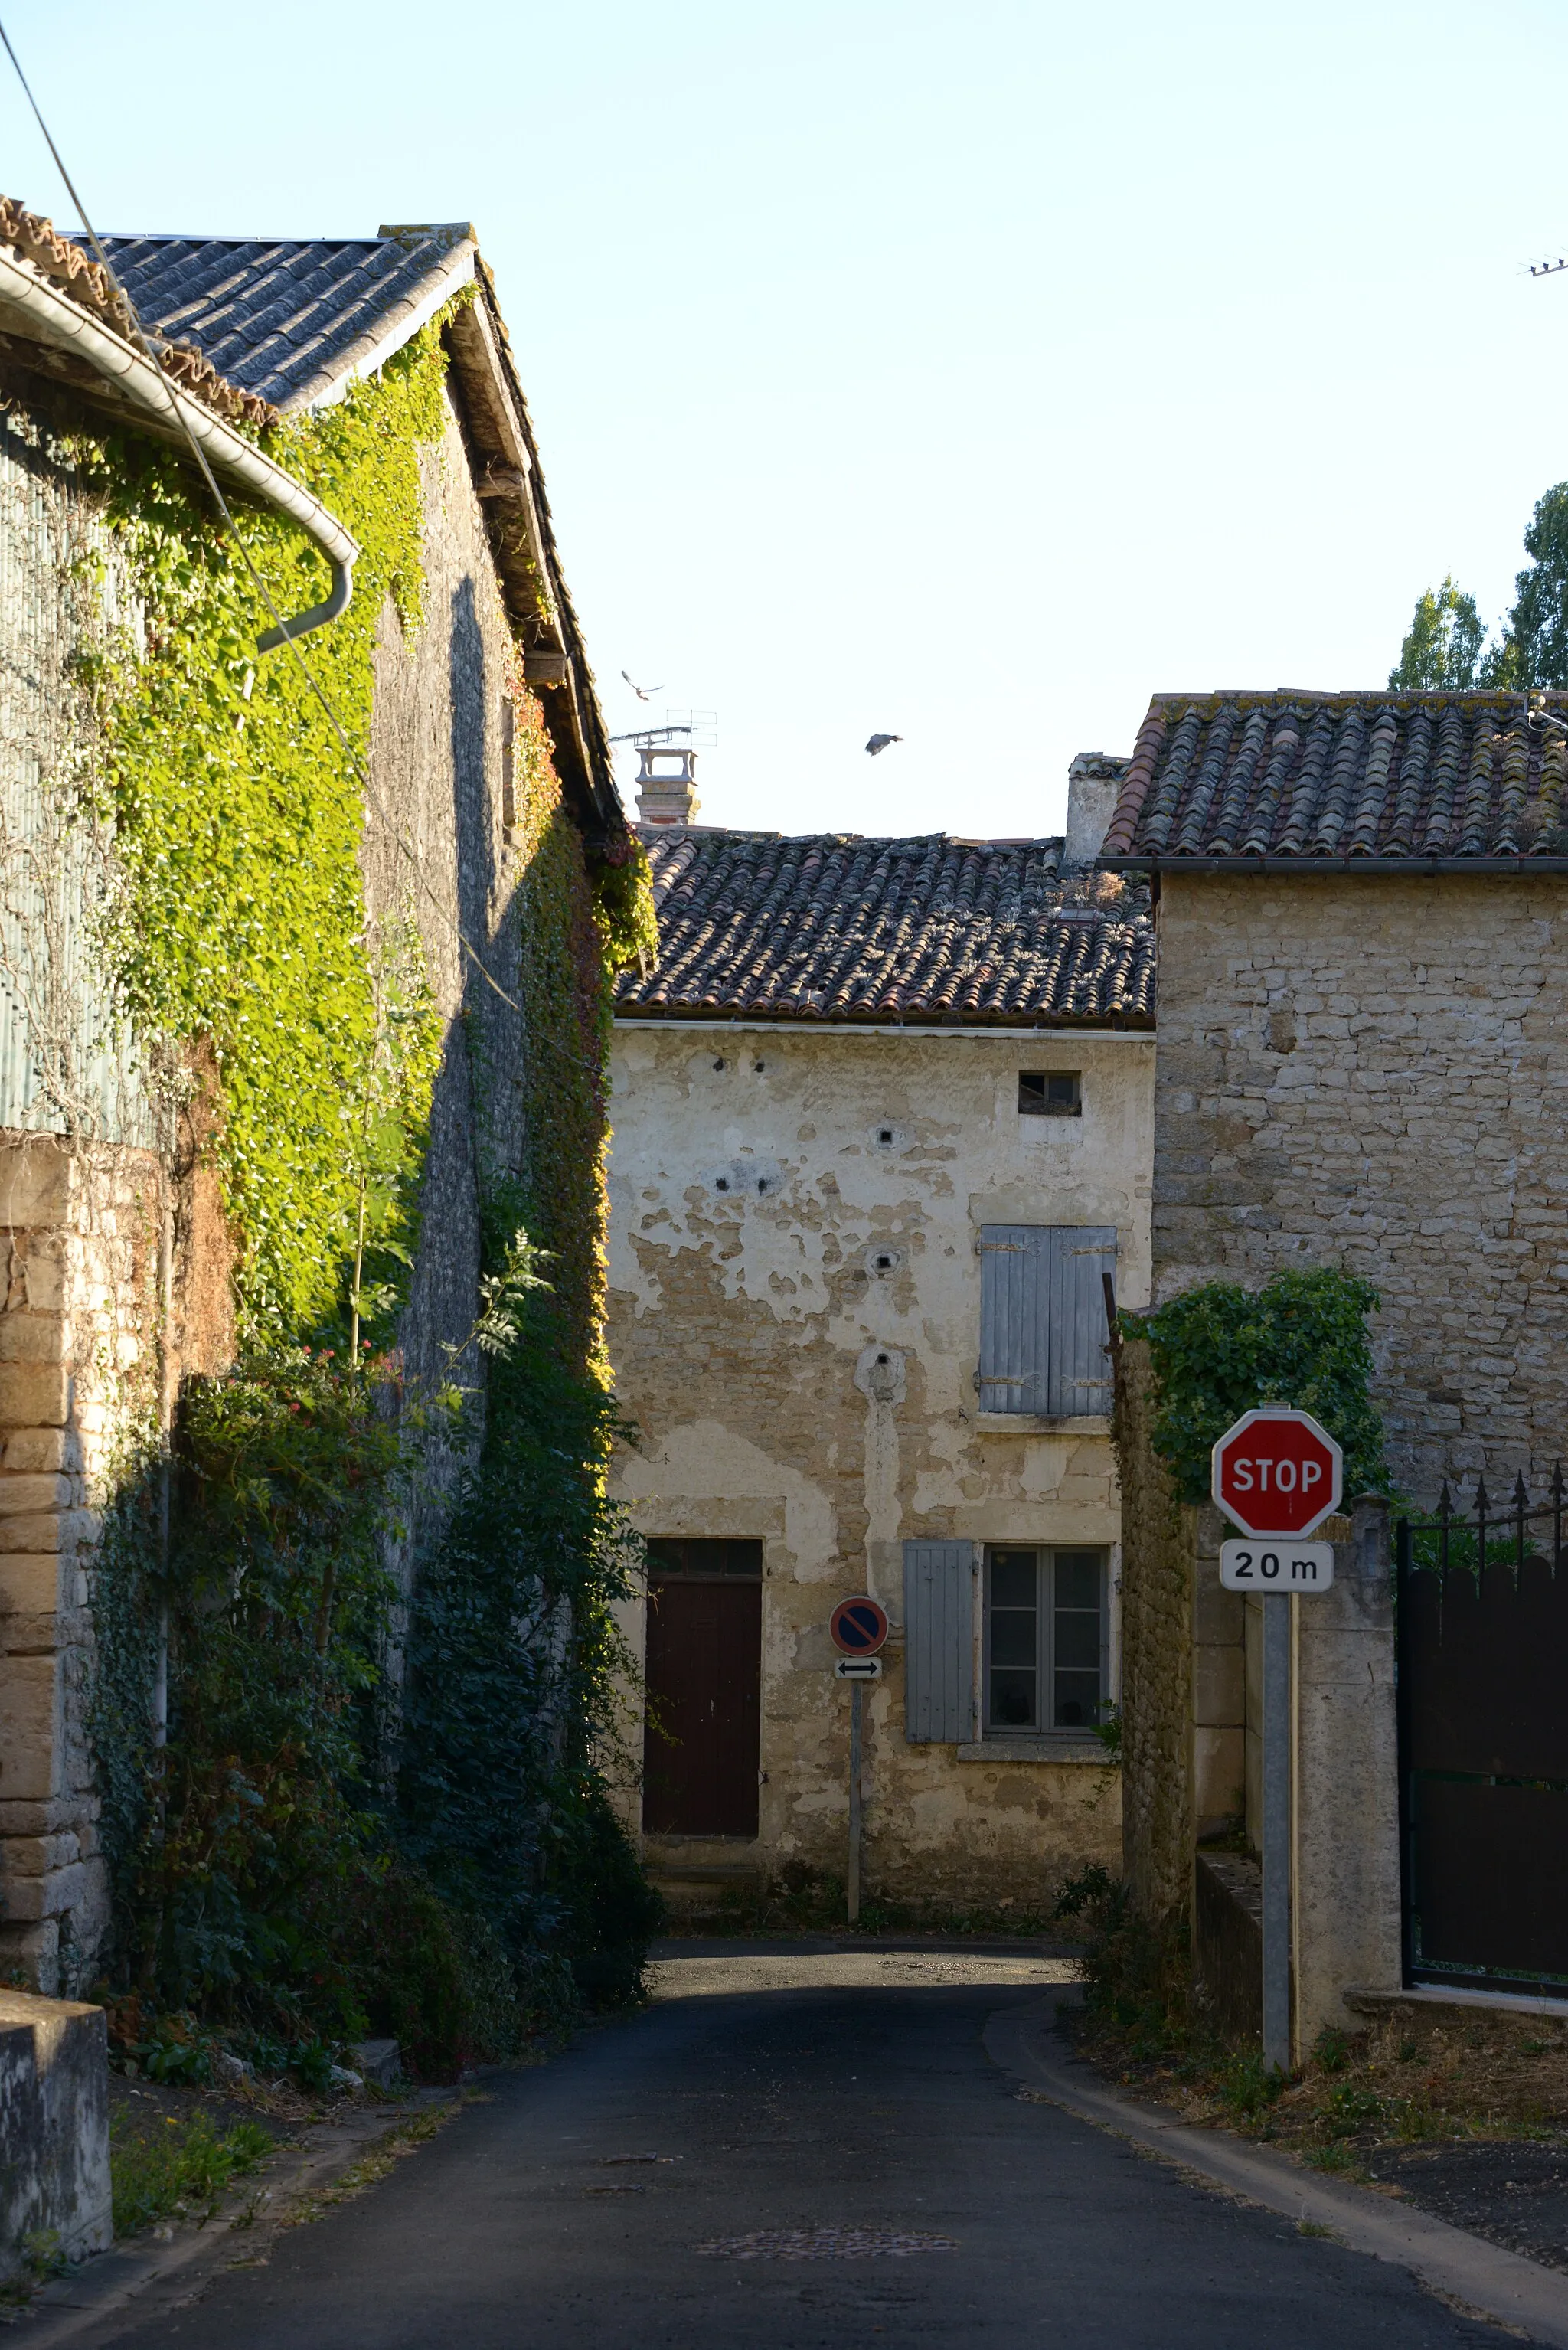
<box><xmin>830</xmin><ymin>1597</ymin><xmax>888</xmax><ymax>1655</ymax></box>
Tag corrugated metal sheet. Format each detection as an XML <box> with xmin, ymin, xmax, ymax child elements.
<box><xmin>903</xmin><ymin>1539</ymin><xmax>975</xmax><ymax>1743</ymax></box>
<box><xmin>978</xmin><ymin>1226</ymin><xmax>1116</xmax><ymax>1416</ymax></box>
<box><xmin>0</xmin><ymin>401</ymin><xmax>154</xmax><ymax>1143</ymax></box>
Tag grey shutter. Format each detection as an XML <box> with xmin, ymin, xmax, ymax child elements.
<box><xmin>978</xmin><ymin>1224</ymin><xmax>1118</xmax><ymax>1417</ymax></box>
<box><xmin>978</xmin><ymin>1226</ymin><xmax>1048</xmax><ymax>1412</ymax></box>
<box><xmin>903</xmin><ymin>1539</ymin><xmax>975</xmax><ymax>1742</ymax></box>
<box><xmin>1045</xmin><ymin>1227</ymin><xmax>1118</xmax><ymax>1416</ymax></box>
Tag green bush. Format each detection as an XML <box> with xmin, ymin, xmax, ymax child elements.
<box><xmin>1122</xmin><ymin>1265</ymin><xmax>1391</xmax><ymax>1506</ymax></box>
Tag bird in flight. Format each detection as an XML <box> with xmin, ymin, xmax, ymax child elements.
<box><xmin>622</xmin><ymin>670</ymin><xmax>664</xmax><ymax>701</ymax></box>
<box><xmin>865</xmin><ymin>733</ymin><xmax>903</xmax><ymax>756</ymax></box>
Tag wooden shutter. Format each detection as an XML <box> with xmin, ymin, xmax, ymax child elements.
<box><xmin>903</xmin><ymin>1539</ymin><xmax>975</xmax><ymax>1742</ymax></box>
<box><xmin>1046</xmin><ymin>1227</ymin><xmax>1117</xmax><ymax>1416</ymax></box>
<box><xmin>977</xmin><ymin>1226</ymin><xmax>1049</xmax><ymax>1412</ymax></box>
<box><xmin>978</xmin><ymin>1225</ymin><xmax>1117</xmax><ymax>1417</ymax></box>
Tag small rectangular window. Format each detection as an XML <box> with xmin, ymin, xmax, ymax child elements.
<box><xmin>984</xmin><ymin>1546</ymin><xmax>1107</xmax><ymax>1735</ymax></box>
<box><xmin>1018</xmin><ymin>1070</ymin><xmax>1080</xmax><ymax>1117</ymax></box>
<box><xmin>645</xmin><ymin>1538</ymin><xmax>763</xmax><ymax>1579</ymax></box>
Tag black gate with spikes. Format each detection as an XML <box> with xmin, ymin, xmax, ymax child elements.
<box><xmin>1396</xmin><ymin>1468</ymin><xmax>1568</xmax><ymax>1996</ymax></box>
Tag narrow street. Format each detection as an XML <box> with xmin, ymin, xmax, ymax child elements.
<box><xmin>100</xmin><ymin>1946</ymin><xmax>1517</xmax><ymax>2350</ymax></box>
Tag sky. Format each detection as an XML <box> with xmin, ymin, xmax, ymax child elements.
<box><xmin>6</xmin><ymin>2</ymin><xmax>1568</xmax><ymax>839</ymax></box>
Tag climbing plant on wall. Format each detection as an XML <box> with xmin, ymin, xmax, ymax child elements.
<box><xmin>1120</xmin><ymin>1266</ymin><xmax>1392</xmax><ymax>1506</ymax></box>
<box><xmin>73</xmin><ymin>311</ymin><xmax>659</xmax><ymax>2071</ymax></box>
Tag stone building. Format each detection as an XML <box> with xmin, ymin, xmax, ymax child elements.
<box><xmin>0</xmin><ymin>204</ymin><xmax>626</xmax><ymax>1987</ymax></box>
<box><xmin>1099</xmin><ymin>688</ymin><xmax>1568</xmax><ymax>1500</ymax></box>
<box><xmin>1094</xmin><ymin>688</ymin><xmax>1568</xmax><ymax>2049</ymax></box>
<box><xmin>606</xmin><ymin>760</ymin><xmax>1156</xmax><ymax>1913</ymax></box>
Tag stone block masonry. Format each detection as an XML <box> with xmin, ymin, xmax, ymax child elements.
<box><xmin>0</xmin><ymin>1138</ymin><xmax>162</xmax><ymax>1991</ymax></box>
<box><xmin>1153</xmin><ymin>871</ymin><xmax>1568</xmax><ymax>1500</ymax></box>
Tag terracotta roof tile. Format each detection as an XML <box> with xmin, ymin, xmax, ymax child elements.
<box><xmin>616</xmin><ymin>829</ymin><xmax>1155</xmax><ymax>1026</ymax></box>
<box><xmin>0</xmin><ymin>195</ymin><xmax>275</xmax><ymax>428</ymax></box>
<box><xmin>84</xmin><ymin>229</ymin><xmax>474</xmax><ymax>413</ymax></box>
<box><xmin>1102</xmin><ymin>691</ymin><xmax>1568</xmax><ymax>864</ymax></box>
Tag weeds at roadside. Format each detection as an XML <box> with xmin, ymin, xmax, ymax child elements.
<box><xmin>1050</xmin><ymin>1864</ymin><xmax>1568</xmax><ymax>2169</ymax></box>
<box><xmin>111</xmin><ymin>2108</ymin><xmax>276</xmax><ymax>2237</ymax></box>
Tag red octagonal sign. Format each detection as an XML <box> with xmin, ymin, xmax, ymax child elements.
<box><xmin>1210</xmin><ymin>1406</ymin><xmax>1342</xmax><ymax>1538</ymax></box>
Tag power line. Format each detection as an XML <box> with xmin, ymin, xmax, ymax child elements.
<box><xmin>0</xmin><ymin>16</ymin><xmax>524</xmax><ymax>1018</ymax></box>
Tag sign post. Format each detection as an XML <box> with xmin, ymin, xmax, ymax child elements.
<box><xmin>1210</xmin><ymin>1407</ymin><xmax>1342</xmax><ymax>2075</ymax></box>
<box><xmin>830</xmin><ymin>1597</ymin><xmax>889</xmax><ymax>1923</ymax></box>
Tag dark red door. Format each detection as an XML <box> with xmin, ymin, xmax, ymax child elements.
<box><xmin>643</xmin><ymin>1574</ymin><xmax>761</xmax><ymax>1835</ymax></box>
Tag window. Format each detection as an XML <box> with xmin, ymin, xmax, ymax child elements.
<box><xmin>1018</xmin><ymin>1070</ymin><xmax>1081</xmax><ymax>1117</ymax></box>
<box><xmin>985</xmin><ymin>1547</ymin><xmax>1106</xmax><ymax>1734</ymax></box>
<box><xmin>977</xmin><ymin>1224</ymin><xmax>1116</xmax><ymax>1416</ymax></box>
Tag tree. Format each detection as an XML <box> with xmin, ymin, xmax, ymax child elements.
<box><xmin>1504</xmin><ymin>482</ymin><xmax>1568</xmax><ymax>688</ymax></box>
<box><xmin>1388</xmin><ymin>575</ymin><xmax>1488</xmax><ymax>688</ymax></box>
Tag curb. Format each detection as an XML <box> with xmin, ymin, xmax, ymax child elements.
<box><xmin>985</xmin><ymin>1994</ymin><xmax>1568</xmax><ymax>2348</ymax></box>
<box><xmin>10</xmin><ymin>2090</ymin><xmax>459</xmax><ymax>2347</ymax></box>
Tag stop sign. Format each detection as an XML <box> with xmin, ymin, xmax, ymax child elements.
<box><xmin>1210</xmin><ymin>1406</ymin><xmax>1342</xmax><ymax>1537</ymax></box>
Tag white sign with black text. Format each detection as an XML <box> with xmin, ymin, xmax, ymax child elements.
<box><xmin>1219</xmin><ymin>1539</ymin><xmax>1335</xmax><ymax>1593</ymax></box>
<box><xmin>834</xmin><ymin>1656</ymin><xmax>883</xmax><ymax>1680</ymax></box>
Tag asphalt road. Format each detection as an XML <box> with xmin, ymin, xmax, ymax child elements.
<box><xmin>109</xmin><ymin>1946</ymin><xmax>1522</xmax><ymax>2350</ymax></box>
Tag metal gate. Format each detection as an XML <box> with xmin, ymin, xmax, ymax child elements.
<box><xmin>1396</xmin><ymin>1473</ymin><xmax>1568</xmax><ymax>1996</ymax></box>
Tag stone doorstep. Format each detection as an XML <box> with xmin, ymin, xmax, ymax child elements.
<box><xmin>1347</xmin><ymin>1982</ymin><xmax>1568</xmax><ymax>2024</ymax></box>
<box><xmin>21</xmin><ymin>2089</ymin><xmax>459</xmax><ymax>2350</ymax></box>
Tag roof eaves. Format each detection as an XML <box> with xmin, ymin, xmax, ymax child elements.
<box><xmin>1101</xmin><ymin>854</ymin><xmax>1568</xmax><ymax>875</ymax></box>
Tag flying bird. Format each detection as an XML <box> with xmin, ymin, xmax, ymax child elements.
<box><xmin>865</xmin><ymin>733</ymin><xmax>903</xmax><ymax>756</ymax></box>
<box><xmin>622</xmin><ymin>670</ymin><xmax>664</xmax><ymax>701</ymax></box>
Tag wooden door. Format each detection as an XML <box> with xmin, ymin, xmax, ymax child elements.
<box><xmin>643</xmin><ymin>1574</ymin><xmax>762</xmax><ymax>1836</ymax></box>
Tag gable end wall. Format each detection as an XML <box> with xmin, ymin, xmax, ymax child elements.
<box><xmin>1152</xmin><ymin>871</ymin><xmax>1568</xmax><ymax>1500</ymax></box>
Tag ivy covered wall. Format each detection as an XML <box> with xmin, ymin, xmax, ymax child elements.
<box><xmin>0</xmin><ymin>306</ymin><xmax>658</xmax><ymax>2064</ymax></box>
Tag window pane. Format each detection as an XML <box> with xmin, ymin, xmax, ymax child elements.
<box><xmin>991</xmin><ymin>1550</ymin><xmax>1037</xmax><ymax>1607</ymax></box>
<box><xmin>1054</xmin><ymin>1551</ymin><xmax>1101</xmax><ymax>1609</ymax></box>
<box><xmin>989</xmin><ymin>1610</ymin><xmax>1036</xmax><ymax>1667</ymax></box>
<box><xmin>991</xmin><ymin>1669</ymin><xmax>1037</xmax><ymax>1727</ymax></box>
<box><xmin>1054</xmin><ymin>1609</ymin><xmax>1101</xmax><ymax>1670</ymax></box>
<box><xmin>1054</xmin><ymin>1671</ymin><xmax>1099</xmax><ymax>1728</ymax></box>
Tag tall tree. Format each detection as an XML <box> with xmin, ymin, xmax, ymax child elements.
<box><xmin>1504</xmin><ymin>482</ymin><xmax>1568</xmax><ymax>688</ymax></box>
<box><xmin>1388</xmin><ymin>575</ymin><xmax>1488</xmax><ymax>688</ymax></box>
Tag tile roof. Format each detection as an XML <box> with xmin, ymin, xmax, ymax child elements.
<box><xmin>616</xmin><ymin>829</ymin><xmax>1155</xmax><ymax>1026</ymax></box>
<box><xmin>1101</xmin><ymin>691</ymin><xmax>1568</xmax><ymax>867</ymax></box>
<box><xmin>87</xmin><ymin>226</ymin><xmax>475</xmax><ymax>413</ymax></box>
<box><xmin>0</xmin><ymin>196</ymin><xmax>273</xmax><ymax>427</ymax></box>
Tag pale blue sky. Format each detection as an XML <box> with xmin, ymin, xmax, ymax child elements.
<box><xmin>7</xmin><ymin>2</ymin><xmax>1568</xmax><ymax>838</ymax></box>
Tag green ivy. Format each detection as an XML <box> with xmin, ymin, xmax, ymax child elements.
<box><xmin>74</xmin><ymin>313</ymin><xmax>660</xmax><ymax>2065</ymax></box>
<box><xmin>87</xmin><ymin>315</ymin><xmax>454</xmax><ymax>1335</ymax></box>
<box><xmin>1121</xmin><ymin>1267</ymin><xmax>1392</xmax><ymax>1507</ymax></box>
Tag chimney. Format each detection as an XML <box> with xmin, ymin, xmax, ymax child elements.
<box><xmin>633</xmin><ymin>738</ymin><xmax>701</xmax><ymax>828</ymax></box>
<box><xmin>1063</xmin><ymin>751</ymin><xmax>1129</xmax><ymax>868</ymax></box>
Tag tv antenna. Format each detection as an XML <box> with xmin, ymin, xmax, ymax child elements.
<box><xmin>1531</xmin><ymin>255</ymin><xmax>1568</xmax><ymax>279</ymax></box>
<box><xmin>608</xmin><ymin>708</ymin><xmax>717</xmax><ymax>748</ymax></box>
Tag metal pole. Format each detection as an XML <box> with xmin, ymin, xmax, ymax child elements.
<box><xmin>1262</xmin><ymin>1592</ymin><xmax>1291</xmax><ymax>2072</ymax></box>
<box><xmin>848</xmin><ymin>1678</ymin><xmax>863</xmax><ymax>1925</ymax></box>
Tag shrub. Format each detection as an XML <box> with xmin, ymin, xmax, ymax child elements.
<box><xmin>1122</xmin><ymin>1266</ymin><xmax>1391</xmax><ymax>1505</ymax></box>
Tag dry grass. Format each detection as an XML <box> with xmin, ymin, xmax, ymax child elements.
<box><xmin>1093</xmin><ymin>2005</ymin><xmax>1568</xmax><ymax>2178</ymax></box>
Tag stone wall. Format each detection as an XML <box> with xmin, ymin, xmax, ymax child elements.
<box><xmin>1153</xmin><ymin>870</ymin><xmax>1568</xmax><ymax>1500</ymax></box>
<box><xmin>0</xmin><ymin>1141</ymin><xmax>160</xmax><ymax>1989</ymax></box>
<box><xmin>607</xmin><ymin>1020</ymin><xmax>1156</xmax><ymax>1910</ymax></box>
<box><xmin>0</xmin><ymin>1988</ymin><xmax>111</xmax><ymax>2276</ymax></box>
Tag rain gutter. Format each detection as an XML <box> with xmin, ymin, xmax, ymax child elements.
<box><xmin>0</xmin><ymin>244</ymin><xmax>360</xmax><ymax>651</ymax></box>
<box><xmin>1099</xmin><ymin>855</ymin><xmax>1568</xmax><ymax>875</ymax></box>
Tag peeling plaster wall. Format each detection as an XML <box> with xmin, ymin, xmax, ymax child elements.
<box><xmin>606</xmin><ymin>1019</ymin><xmax>1155</xmax><ymax>1909</ymax></box>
